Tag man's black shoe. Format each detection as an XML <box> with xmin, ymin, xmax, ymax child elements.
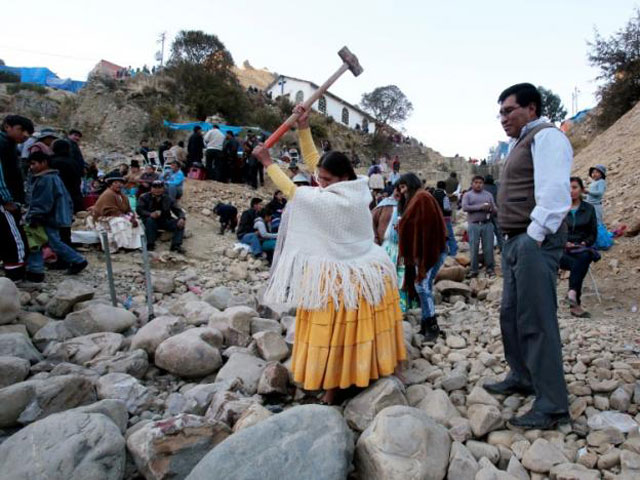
<box><xmin>25</xmin><ymin>271</ymin><xmax>45</xmax><ymax>283</ymax></box>
<box><xmin>67</xmin><ymin>260</ymin><xmax>88</xmax><ymax>275</ymax></box>
<box><xmin>170</xmin><ymin>246</ymin><xmax>186</xmax><ymax>254</ymax></box>
<box><xmin>484</xmin><ymin>380</ymin><xmax>535</xmax><ymax>396</ymax></box>
<box><xmin>147</xmin><ymin>243</ymin><xmax>155</xmax><ymax>251</ymax></box>
<box><xmin>508</xmin><ymin>410</ymin><xmax>570</xmax><ymax>430</ymax></box>
<box><xmin>47</xmin><ymin>260</ymin><xmax>70</xmax><ymax>270</ymax></box>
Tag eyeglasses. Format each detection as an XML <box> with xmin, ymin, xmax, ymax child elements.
<box><xmin>497</xmin><ymin>106</ymin><xmax>522</xmax><ymax>119</ymax></box>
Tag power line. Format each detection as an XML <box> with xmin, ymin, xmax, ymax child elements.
<box><xmin>0</xmin><ymin>44</ymin><xmax>96</xmax><ymax>62</ymax></box>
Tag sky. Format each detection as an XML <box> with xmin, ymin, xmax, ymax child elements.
<box><xmin>2</xmin><ymin>0</ymin><xmax>638</xmax><ymax>158</ymax></box>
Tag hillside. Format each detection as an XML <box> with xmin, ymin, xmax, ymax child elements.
<box><xmin>573</xmin><ymin>101</ymin><xmax>640</xmax><ymax>226</ymax></box>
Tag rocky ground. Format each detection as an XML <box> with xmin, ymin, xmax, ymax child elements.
<box><xmin>0</xmin><ymin>178</ymin><xmax>639</xmax><ymax>480</ymax></box>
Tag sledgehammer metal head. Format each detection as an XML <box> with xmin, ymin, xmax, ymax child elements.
<box><xmin>338</xmin><ymin>46</ymin><xmax>363</xmax><ymax>76</ymax></box>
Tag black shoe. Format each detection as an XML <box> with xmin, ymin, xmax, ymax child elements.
<box><xmin>47</xmin><ymin>260</ymin><xmax>70</xmax><ymax>270</ymax></box>
<box><xmin>25</xmin><ymin>271</ymin><xmax>45</xmax><ymax>283</ymax></box>
<box><xmin>170</xmin><ymin>245</ymin><xmax>186</xmax><ymax>254</ymax></box>
<box><xmin>484</xmin><ymin>379</ymin><xmax>535</xmax><ymax>396</ymax></box>
<box><xmin>508</xmin><ymin>410</ymin><xmax>570</xmax><ymax>430</ymax></box>
<box><xmin>67</xmin><ymin>260</ymin><xmax>88</xmax><ymax>275</ymax></box>
<box><xmin>147</xmin><ymin>243</ymin><xmax>155</xmax><ymax>251</ymax></box>
<box><xmin>420</xmin><ymin>317</ymin><xmax>442</xmax><ymax>342</ymax></box>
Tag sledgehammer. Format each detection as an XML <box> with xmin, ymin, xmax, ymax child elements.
<box><xmin>263</xmin><ymin>46</ymin><xmax>363</xmax><ymax>149</ymax></box>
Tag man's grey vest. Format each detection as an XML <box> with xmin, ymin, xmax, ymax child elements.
<box><xmin>497</xmin><ymin>122</ymin><xmax>555</xmax><ymax>232</ymax></box>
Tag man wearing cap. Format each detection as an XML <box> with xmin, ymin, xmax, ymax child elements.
<box><xmin>92</xmin><ymin>176</ymin><xmax>143</xmax><ymax>251</ymax></box>
<box><xmin>586</xmin><ymin>164</ymin><xmax>607</xmax><ymax>225</ymax></box>
<box><xmin>137</xmin><ymin>180</ymin><xmax>186</xmax><ymax>253</ymax></box>
<box><xmin>485</xmin><ymin>83</ymin><xmax>572</xmax><ymax>430</ymax></box>
<box><xmin>0</xmin><ymin>115</ymin><xmax>34</xmax><ymax>281</ymax></box>
<box><xmin>29</xmin><ymin>127</ymin><xmax>58</xmax><ymax>156</ymax></box>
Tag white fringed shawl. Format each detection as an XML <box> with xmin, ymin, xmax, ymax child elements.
<box><xmin>264</xmin><ymin>176</ymin><xmax>397</xmax><ymax>310</ymax></box>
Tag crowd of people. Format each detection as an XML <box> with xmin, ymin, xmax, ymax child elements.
<box><xmin>0</xmin><ymin>83</ymin><xmax>617</xmax><ymax>432</ymax></box>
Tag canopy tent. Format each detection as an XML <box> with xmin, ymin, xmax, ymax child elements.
<box><xmin>163</xmin><ymin>120</ymin><xmax>269</xmax><ymax>137</ymax></box>
<box><xmin>0</xmin><ymin>65</ymin><xmax>85</xmax><ymax>93</ymax></box>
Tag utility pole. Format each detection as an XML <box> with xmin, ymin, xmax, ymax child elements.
<box><xmin>157</xmin><ymin>32</ymin><xmax>167</xmax><ymax>67</ymax></box>
<box><xmin>571</xmin><ymin>86</ymin><xmax>580</xmax><ymax>116</ymax></box>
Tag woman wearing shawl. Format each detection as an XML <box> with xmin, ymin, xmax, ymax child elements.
<box><xmin>396</xmin><ymin>173</ymin><xmax>447</xmax><ymax>342</ymax></box>
<box><xmin>252</xmin><ymin>105</ymin><xmax>406</xmax><ymax>404</ymax></box>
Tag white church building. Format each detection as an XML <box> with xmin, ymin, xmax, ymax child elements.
<box><xmin>266</xmin><ymin>75</ymin><xmax>376</xmax><ymax>134</ymax></box>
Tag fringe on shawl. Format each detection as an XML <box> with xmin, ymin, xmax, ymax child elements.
<box><xmin>264</xmin><ymin>249</ymin><xmax>397</xmax><ymax>311</ymax></box>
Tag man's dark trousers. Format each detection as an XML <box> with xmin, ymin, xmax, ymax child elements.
<box><xmin>143</xmin><ymin>217</ymin><xmax>184</xmax><ymax>248</ymax></box>
<box><xmin>205</xmin><ymin>149</ymin><xmax>216</xmax><ymax>180</ymax></box>
<box><xmin>500</xmin><ymin>229</ymin><xmax>569</xmax><ymax>414</ymax></box>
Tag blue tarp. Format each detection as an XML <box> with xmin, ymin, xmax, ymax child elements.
<box><xmin>0</xmin><ymin>65</ymin><xmax>85</xmax><ymax>93</ymax></box>
<box><xmin>163</xmin><ymin>120</ymin><xmax>269</xmax><ymax>137</ymax></box>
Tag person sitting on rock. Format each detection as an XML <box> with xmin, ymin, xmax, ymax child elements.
<box><xmin>213</xmin><ymin>202</ymin><xmax>238</xmax><ymax>235</ymax></box>
<box><xmin>253</xmin><ymin>206</ymin><xmax>278</xmax><ymax>263</ymax></box>
<box><xmin>25</xmin><ymin>151</ymin><xmax>87</xmax><ymax>281</ymax></box>
<box><xmin>236</xmin><ymin>197</ymin><xmax>264</xmax><ymax>257</ymax></box>
<box><xmin>559</xmin><ymin>177</ymin><xmax>599</xmax><ymax>318</ymax></box>
<box><xmin>164</xmin><ymin>160</ymin><xmax>185</xmax><ymax>201</ymax></box>
<box><xmin>136</xmin><ymin>180</ymin><xmax>186</xmax><ymax>253</ymax></box>
<box><xmin>91</xmin><ymin>176</ymin><xmax>143</xmax><ymax>251</ymax></box>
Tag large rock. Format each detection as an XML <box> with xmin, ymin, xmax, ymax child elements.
<box><xmin>16</xmin><ymin>311</ymin><xmax>49</xmax><ymax>336</ymax></box>
<box><xmin>86</xmin><ymin>349</ymin><xmax>149</xmax><ymax>378</ymax></box>
<box><xmin>71</xmin><ymin>399</ymin><xmax>129</xmax><ymax>433</ymax></box>
<box><xmin>175</xmin><ymin>379</ymin><xmax>242</xmax><ymax>416</ymax></box>
<box><xmin>435</xmin><ymin>280</ymin><xmax>472</xmax><ymax>297</ymax></box>
<box><xmin>0</xmin><ymin>374</ymin><xmax>96</xmax><ymax>427</ymax></box>
<box><xmin>468</xmin><ymin>404</ymin><xmax>504</xmax><ymax>437</ymax></box>
<box><xmin>215</xmin><ymin>352</ymin><xmax>267</xmax><ymax>395</ymax></box>
<box><xmin>522</xmin><ymin>438</ymin><xmax>569</xmax><ymax>473</ymax></box>
<box><xmin>448</xmin><ymin>441</ymin><xmax>480</xmax><ymax>480</ymax></box>
<box><xmin>182</xmin><ymin>300</ymin><xmax>219</xmax><ymax>326</ymax></box>
<box><xmin>435</xmin><ymin>265</ymin><xmax>467</xmax><ymax>283</ymax></box>
<box><xmin>127</xmin><ymin>414</ymin><xmax>230</xmax><ymax>480</ymax></box>
<box><xmin>187</xmin><ymin>405</ymin><xmax>353</xmax><ymax>480</ymax></box>
<box><xmin>0</xmin><ymin>411</ymin><xmax>125</xmax><ymax>479</ymax></box>
<box><xmin>45</xmin><ymin>279</ymin><xmax>95</xmax><ymax>318</ymax></box>
<box><xmin>44</xmin><ymin>331</ymin><xmax>124</xmax><ymax>364</ymax></box>
<box><xmin>0</xmin><ymin>356</ymin><xmax>30</xmax><ymax>388</ymax></box>
<box><xmin>205</xmin><ymin>390</ymin><xmax>262</xmax><ymax>427</ymax></box>
<box><xmin>130</xmin><ymin>315</ymin><xmax>185</xmax><ymax>356</ymax></box>
<box><xmin>417</xmin><ymin>388</ymin><xmax>461</xmax><ymax>427</ymax></box>
<box><xmin>0</xmin><ymin>333</ymin><xmax>43</xmax><ymax>363</ymax></box>
<box><xmin>344</xmin><ymin>377</ymin><xmax>408</xmax><ymax>432</ymax></box>
<box><xmin>152</xmin><ymin>276</ymin><xmax>175</xmax><ymax>294</ymax></box>
<box><xmin>96</xmin><ymin>372</ymin><xmax>150</xmax><ymax>414</ymax></box>
<box><xmin>203</xmin><ymin>286</ymin><xmax>232</xmax><ymax>310</ymax></box>
<box><xmin>253</xmin><ymin>330</ymin><xmax>289</xmax><ymax>362</ymax></box>
<box><xmin>549</xmin><ymin>463</ymin><xmax>601</xmax><ymax>480</ymax></box>
<box><xmin>64</xmin><ymin>304</ymin><xmax>136</xmax><ymax>336</ymax></box>
<box><xmin>209</xmin><ymin>306</ymin><xmax>258</xmax><ymax>334</ymax></box>
<box><xmin>233</xmin><ymin>403</ymin><xmax>273</xmax><ymax>432</ymax></box>
<box><xmin>155</xmin><ymin>327</ymin><xmax>223</xmax><ymax>378</ymax></box>
<box><xmin>356</xmin><ymin>405</ymin><xmax>451</xmax><ymax>480</ymax></box>
<box><xmin>32</xmin><ymin>319</ymin><xmax>73</xmax><ymax>350</ymax></box>
<box><xmin>257</xmin><ymin>362</ymin><xmax>290</xmax><ymax>395</ymax></box>
<box><xmin>0</xmin><ymin>277</ymin><xmax>21</xmax><ymax>324</ymax></box>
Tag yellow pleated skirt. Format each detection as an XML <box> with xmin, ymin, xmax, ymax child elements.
<box><xmin>291</xmin><ymin>278</ymin><xmax>407</xmax><ymax>391</ymax></box>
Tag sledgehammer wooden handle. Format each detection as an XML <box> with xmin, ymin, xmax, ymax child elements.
<box><xmin>263</xmin><ymin>47</ymin><xmax>363</xmax><ymax>149</ymax></box>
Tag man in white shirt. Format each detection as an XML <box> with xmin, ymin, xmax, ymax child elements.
<box><xmin>203</xmin><ymin>125</ymin><xmax>225</xmax><ymax>180</ymax></box>
<box><xmin>484</xmin><ymin>83</ymin><xmax>572</xmax><ymax>430</ymax></box>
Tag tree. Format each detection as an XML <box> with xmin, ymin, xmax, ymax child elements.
<box><xmin>360</xmin><ymin>85</ymin><xmax>413</xmax><ymax>125</ymax></box>
<box><xmin>588</xmin><ymin>8</ymin><xmax>640</xmax><ymax>128</ymax></box>
<box><xmin>538</xmin><ymin>86</ymin><xmax>567</xmax><ymax>123</ymax></box>
<box><xmin>168</xmin><ymin>30</ymin><xmax>234</xmax><ymax>74</ymax></box>
<box><xmin>166</xmin><ymin>31</ymin><xmax>248</xmax><ymax>122</ymax></box>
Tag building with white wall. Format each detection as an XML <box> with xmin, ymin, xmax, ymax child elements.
<box><xmin>266</xmin><ymin>75</ymin><xmax>376</xmax><ymax>134</ymax></box>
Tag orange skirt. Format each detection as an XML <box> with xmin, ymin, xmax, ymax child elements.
<box><xmin>291</xmin><ymin>279</ymin><xmax>407</xmax><ymax>391</ymax></box>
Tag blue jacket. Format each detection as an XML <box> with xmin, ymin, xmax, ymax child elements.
<box><xmin>26</xmin><ymin>169</ymin><xmax>73</xmax><ymax>228</ymax></box>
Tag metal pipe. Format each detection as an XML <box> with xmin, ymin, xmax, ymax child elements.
<box><xmin>101</xmin><ymin>232</ymin><xmax>117</xmax><ymax>307</ymax></box>
<box><xmin>140</xmin><ymin>233</ymin><xmax>154</xmax><ymax>320</ymax></box>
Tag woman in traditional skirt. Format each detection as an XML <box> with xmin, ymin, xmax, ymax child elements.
<box><xmin>396</xmin><ymin>173</ymin><xmax>447</xmax><ymax>342</ymax></box>
<box><xmin>252</xmin><ymin>105</ymin><xmax>406</xmax><ymax>404</ymax></box>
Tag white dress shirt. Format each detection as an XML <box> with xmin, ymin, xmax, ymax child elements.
<box><xmin>509</xmin><ymin>118</ymin><xmax>573</xmax><ymax>242</ymax></box>
<box><xmin>204</xmin><ymin>128</ymin><xmax>225</xmax><ymax>150</ymax></box>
